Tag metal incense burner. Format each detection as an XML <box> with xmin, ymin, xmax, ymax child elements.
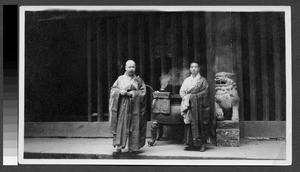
<box><xmin>147</xmin><ymin>89</ymin><xmax>183</xmax><ymax>146</ymax></box>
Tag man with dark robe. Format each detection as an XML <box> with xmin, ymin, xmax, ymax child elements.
<box><xmin>180</xmin><ymin>62</ymin><xmax>210</xmax><ymax>152</ymax></box>
<box><xmin>109</xmin><ymin>60</ymin><xmax>147</xmax><ymax>157</ymax></box>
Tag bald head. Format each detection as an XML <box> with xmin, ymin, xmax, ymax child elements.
<box><xmin>125</xmin><ymin>60</ymin><xmax>136</xmax><ymax>67</ymax></box>
<box><xmin>125</xmin><ymin>60</ymin><xmax>136</xmax><ymax>76</ymax></box>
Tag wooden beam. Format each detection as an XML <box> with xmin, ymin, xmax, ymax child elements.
<box><xmin>86</xmin><ymin>20</ymin><xmax>92</xmax><ymax>122</ymax></box>
<box><xmin>247</xmin><ymin>14</ymin><xmax>257</xmax><ymax>121</ymax></box>
<box><xmin>232</xmin><ymin>12</ymin><xmax>244</xmax><ymax>121</ymax></box>
<box><xmin>259</xmin><ymin>13</ymin><xmax>270</xmax><ymax>121</ymax></box>
<box><xmin>138</xmin><ymin>16</ymin><xmax>145</xmax><ymax>79</ymax></box>
<box><xmin>182</xmin><ymin>13</ymin><xmax>189</xmax><ymax>69</ymax></box>
<box><xmin>149</xmin><ymin>15</ymin><xmax>156</xmax><ymax>88</ymax></box>
<box><xmin>272</xmin><ymin>14</ymin><xmax>282</xmax><ymax>121</ymax></box>
<box><xmin>193</xmin><ymin>12</ymin><xmax>200</xmax><ymax>62</ymax></box>
<box><xmin>160</xmin><ymin>13</ymin><xmax>167</xmax><ymax>75</ymax></box>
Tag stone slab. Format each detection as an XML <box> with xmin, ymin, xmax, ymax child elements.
<box><xmin>23</xmin><ymin>138</ymin><xmax>287</xmax><ymax>160</ymax></box>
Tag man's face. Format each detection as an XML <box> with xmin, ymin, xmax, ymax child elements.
<box><xmin>190</xmin><ymin>63</ymin><xmax>199</xmax><ymax>75</ymax></box>
<box><xmin>125</xmin><ymin>61</ymin><xmax>136</xmax><ymax>76</ymax></box>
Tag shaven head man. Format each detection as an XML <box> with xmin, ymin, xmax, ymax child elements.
<box><xmin>190</xmin><ymin>62</ymin><xmax>200</xmax><ymax>78</ymax></box>
<box><xmin>110</xmin><ymin>59</ymin><xmax>147</xmax><ymax>157</ymax></box>
<box><xmin>125</xmin><ymin>60</ymin><xmax>136</xmax><ymax>77</ymax></box>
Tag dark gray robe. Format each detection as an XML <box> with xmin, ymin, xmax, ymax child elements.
<box><xmin>109</xmin><ymin>74</ymin><xmax>147</xmax><ymax>150</ymax></box>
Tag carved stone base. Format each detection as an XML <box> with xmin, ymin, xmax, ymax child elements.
<box><xmin>216</xmin><ymin>120</ymin><xmax>239</xmax><ymax>147</ymax></box>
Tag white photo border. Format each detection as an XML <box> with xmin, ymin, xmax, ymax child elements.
<box><xmin>18</xmin><ymin>5</ymin><xmax>292</xmax><ymax>166</ymax></box>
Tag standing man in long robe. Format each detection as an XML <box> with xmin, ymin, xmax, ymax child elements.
<box><xmin>180</xmin><ymin>62</ymin><xmax>210</xmax><ymax>152</ymax></box>
<box><xmin>109</xmin><ymin>60</ymin><xmax>147</xmax><ymax>157</ymax></box>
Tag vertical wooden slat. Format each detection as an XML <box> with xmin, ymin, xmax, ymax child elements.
<box><xmin>182</xmin><ymin>13</ymin><xmax>189</xmax><ymax>69</ymax></box>
<box><xmin>259</xmin><ymin>13</ymin><xmax>270</xmax><ymax>121</ymax></box>
<box><xmin>272</xmin><ymin>14</ymin><xmax>282</xmax><ymax>121</ymax></box>
<box><xmin>205</xmin><ymin>12</ymin><xmax>216</xmax><ymax>138</ymax></box>
<box><xmin>193</xmin><ymin>12</ymin><xmax>200</xmax><ymax>62</ymax></box>
<box><xmin>96</xmin><ymin>19</ymin><xmax>103</xmax><ymax>122</ymax></box>
<box><xmin>87</xmin><ymin>20</ymin><xmax>92</xmax><ymax>122</ymax></box>
<box><xmin>149</xmin><ymin>15</ymin><xmax>155</xmax><ymax>88</ymax></box>
<box><xmin>232</xmin><ymin>12</ymin><xmax>244</xmax><ymax>121</ymax></box>
<box><xmin>128</xmin><ymin>16</ymin><xmax>133</xmax><ymax>59</ymax></box>
<box><xmin>160</xmin><ymin>13</ymin><xmax>167</xmax><ymax>75</ymax></box>
<box><xmin>106</xmin><ymin>19</ymin><xmax>113</xmax><ymax>95</ymax></box>
<box><xmin>117</xmin><ymin>17</ymin><xmax>123</xmax><ymax>75</ymax></box>
<box><xmin>171</xmin><ymin>13</ymin><xmax>177</xmax><ymax>93</ymax></box>
<box><xmin>138</xmin><ymin>16</ymin><xmax>145</xmax><ymax>78</ymax></box>
<box><xmin>247</xmin><ymin>14</ymin><xmax>257</xmax><ymax>121</ymax></box>
<box><xmin>278</xmin><ymin>13</ymin><xmax>286</xmax><ymax>120</ymax></box>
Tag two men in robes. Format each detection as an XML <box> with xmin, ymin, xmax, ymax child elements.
<box><xmin>109</xmin><ymin>60</ymin><xmax>147</xmax><ymax>157</ymax></box>
<box><xmin>180</xmin><ymin>62</ymin><xmax>211</xmax><ymax>152</ymax></box>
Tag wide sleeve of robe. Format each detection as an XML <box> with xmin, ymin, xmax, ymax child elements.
<box><xmin>109</xmin><ymin>77</ymin><xmax>121</xmax><ymax>134</ymax></box>
<box><xmin>131</xmin><ymin>77</ymin><xmax>147</xmax><ymax>148</ymax></box>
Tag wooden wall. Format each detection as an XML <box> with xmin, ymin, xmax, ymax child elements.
<box><xmin>25</xmin><ymin>11</ymin><xmax>286</xmax><ymax>122</ymax></box>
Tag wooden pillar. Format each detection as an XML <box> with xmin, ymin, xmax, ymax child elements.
<box><xmin>214</xmin><ymin>12</ymin><xmax>234</xmax><ymax>73</ymax></box>
<box><xmin>149</xmin><ymin>15</ymin><xmax>156</xmax><ymax>88</ymax></box>
<box><xmin>182</xmin><ymin>13</ymin><xmax>189</xmax><ymax>69</ymax></box>
<box><xmin>193</xmin><ymin>12</ymin><xmax>200</xmax><ymax>62</ymax></box>
<box><xmin>96</xmin><ymin>19</ymin><xmax>103</xmax><ymax>122</ymax></box>
<box><xmin>247</xmin><ymin>14</ymin><xmax>257</xmax><ymax>121</ymax></box>
<box><xmin>138</xmin><ymin>16</ymin><xmax>145</xmax><ymax>78</ymax></box>
<box><xmin>259</xmin><ymin>13</ymin><xmax>270</xmax><ymax>121</ymax></box>
<box><xmin>232</xmin><ymin>12</ymin><xmax>244</xmax><ymax>121</ymax></box>
<box><xmin>160</xmin><ymin>13</ymin><xmax>168</xmax><ymax>75</ymax></box>
<box><xmin>87</xmin><ymin>20</ymin><xmax>92</xmax><ymax>122</ymax></box>
<box><xmin>272</xmin><ymin>14</ymin><xmax>282</xmax><ymax>121</ymax></box>
<box><xmin>205</xmin><ymin>12</ymin><xmax>216</xmax><ymax>137</ymax></box>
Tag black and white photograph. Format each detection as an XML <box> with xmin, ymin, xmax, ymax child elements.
<box><xmin>18</xmin><ymin>6</ymin><xmax>292</xmax><ymax>165</ymax></box>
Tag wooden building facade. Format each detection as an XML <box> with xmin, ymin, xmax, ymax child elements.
<box><xmin>25</xmin><ymin>11</ymin><xmax>286</xmax><ymax>125</ymax></box>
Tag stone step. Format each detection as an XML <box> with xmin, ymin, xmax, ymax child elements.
<box><xmin>23</xmin><ymin>152</ymin><xmax>247</xmax><ymax>160</ymax></box>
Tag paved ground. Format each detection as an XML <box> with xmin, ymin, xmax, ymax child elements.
<box><xmin>23</xmin><ymin>138</ymin><xmax>286</xmax><ymax>160</ymax></box>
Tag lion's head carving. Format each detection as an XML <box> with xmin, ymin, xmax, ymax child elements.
<box><xmin>214</xmin><ymin>72</ymin><xmax>240</xmax><ymax>121</ymax></box>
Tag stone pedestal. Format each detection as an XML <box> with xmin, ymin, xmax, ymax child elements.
<box><xmin>216</xmin><ymin>120</ymin><xmax>239</xmax><ymax>147</ymax></box>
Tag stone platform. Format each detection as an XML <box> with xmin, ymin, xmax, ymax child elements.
<box><xmin>216</xmin><ymin>120</ymin><xmax>239</xmax><ymax>147</ymax></box>
<box><xmin>22</xmin><ymin>137</ymin><xmax>287</xmax><ymax>163</ymax></box>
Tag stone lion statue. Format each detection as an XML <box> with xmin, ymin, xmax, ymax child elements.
<box><xmin>214</xmin><ymin>72</ymin><xmax>240</xmax><ymax>121</ymax></box>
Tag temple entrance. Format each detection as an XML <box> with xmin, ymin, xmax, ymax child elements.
<box><xmin>25</xmin><ymin>11</ymin><xmax>286</xmax><ymax>139</ymax></box>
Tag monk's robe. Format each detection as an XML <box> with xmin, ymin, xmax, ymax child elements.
<box><xmin>180</xmin><ymin>73</ymin><xmax>210</xmax><ymax>147</ymax></box>
<box><xmin>109</xmin><ymin>74</ymin><xmax>147</xmax><ymax>150</ymax></box>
